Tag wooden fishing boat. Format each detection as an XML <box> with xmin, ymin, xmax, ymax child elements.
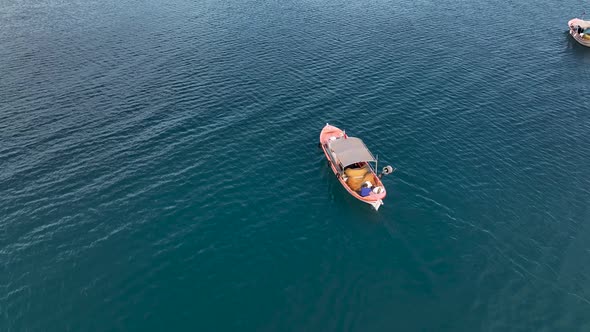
<box><xmin>568</xmin><ymin>18</ymin><xmax>590</xmax><ymax>47</ymax></box>
<box><xmin>319</xmin><ymin>123</ymin><xmax>394</xmax><ymax>210</ymax></box>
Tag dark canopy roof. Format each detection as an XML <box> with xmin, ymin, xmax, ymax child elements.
<box><xmin>329</xmin><ymin>137</ymin><xmax>375</xmax><ymax>167</ymax></box>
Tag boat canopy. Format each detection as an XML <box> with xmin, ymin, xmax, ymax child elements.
<box><xmin>329</xmin><ymin>137</ymin><xmax>375</xmax><ymax>167</ymax></box>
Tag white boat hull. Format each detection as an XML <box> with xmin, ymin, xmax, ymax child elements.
<box><xmin>568</xmin><ymin>18</ymin><xmax>590</xmax><ymax>47</ymax></box>
<box><xmin>570</xmin><ymin>30</ymin><xmax>590</xmax><ymax>47</ymax></box>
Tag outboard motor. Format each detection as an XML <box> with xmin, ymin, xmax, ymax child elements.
<box><xmin>379</xmin><ymin>165</ymin><xmax>395</xmax><ymax>178</ymax></box>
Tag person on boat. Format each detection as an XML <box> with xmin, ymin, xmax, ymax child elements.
<box><xmin>360</xmin><ymin>182</ymin><xmax>372</xmax><ymax>197</ymax></box>
<box><xmin>578</xmin><ymin>25</ymin><xmax>584</xmax><ymax>34</ymax></box>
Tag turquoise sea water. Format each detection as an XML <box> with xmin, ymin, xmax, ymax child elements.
<box><xmin>2</xmin><ymin>0</ymin><xmax>590</xmax><ymax>330</ymax></box>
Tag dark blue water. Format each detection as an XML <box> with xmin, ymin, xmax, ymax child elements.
<box><xmin>2</xmin><ymin>0</ymin><xmax>590</xmax><ymax>330</ymax></box>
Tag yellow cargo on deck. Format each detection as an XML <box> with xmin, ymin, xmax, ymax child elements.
<box><xmin>345</xmin><ymin>167</ymin><xmax>370</xmax><ymax>191</ymax></box>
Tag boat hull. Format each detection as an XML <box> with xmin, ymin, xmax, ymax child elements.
<box><xmin>320</xmin><ymin>124</ymin><xmax>386</xmax><ymax>210</ymax></box>
<box><xmin>568</xmin><ymin>18</ymin><xmax>590</xmax><ymax>47</ymax></box>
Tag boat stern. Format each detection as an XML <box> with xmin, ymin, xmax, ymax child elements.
<box><xmin>369</xmin><ymin>199</ymin><xmax>383</xmax><ymax>211</ymax></box>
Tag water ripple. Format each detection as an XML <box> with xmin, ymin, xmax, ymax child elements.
<box><xmin>2</xmin><ymin>0</ymin><xmax>590</xmax><ymax>330</ymax></box>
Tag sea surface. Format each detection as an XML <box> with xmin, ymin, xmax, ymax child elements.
<box><xmin>2</xmin><ymin>0</ymin><xmax>590</xmax><ymax>330</ymax></box>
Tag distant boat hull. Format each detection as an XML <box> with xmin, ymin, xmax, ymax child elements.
<box><xmin>568</xmin><ymin>18</ymin><xmax>590</xmax><ymax>47</ymax></box>
<box><xmin>320</xmin><ymin>124</ymin><xmax>386</xmax><ymax>210</ymax></box>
